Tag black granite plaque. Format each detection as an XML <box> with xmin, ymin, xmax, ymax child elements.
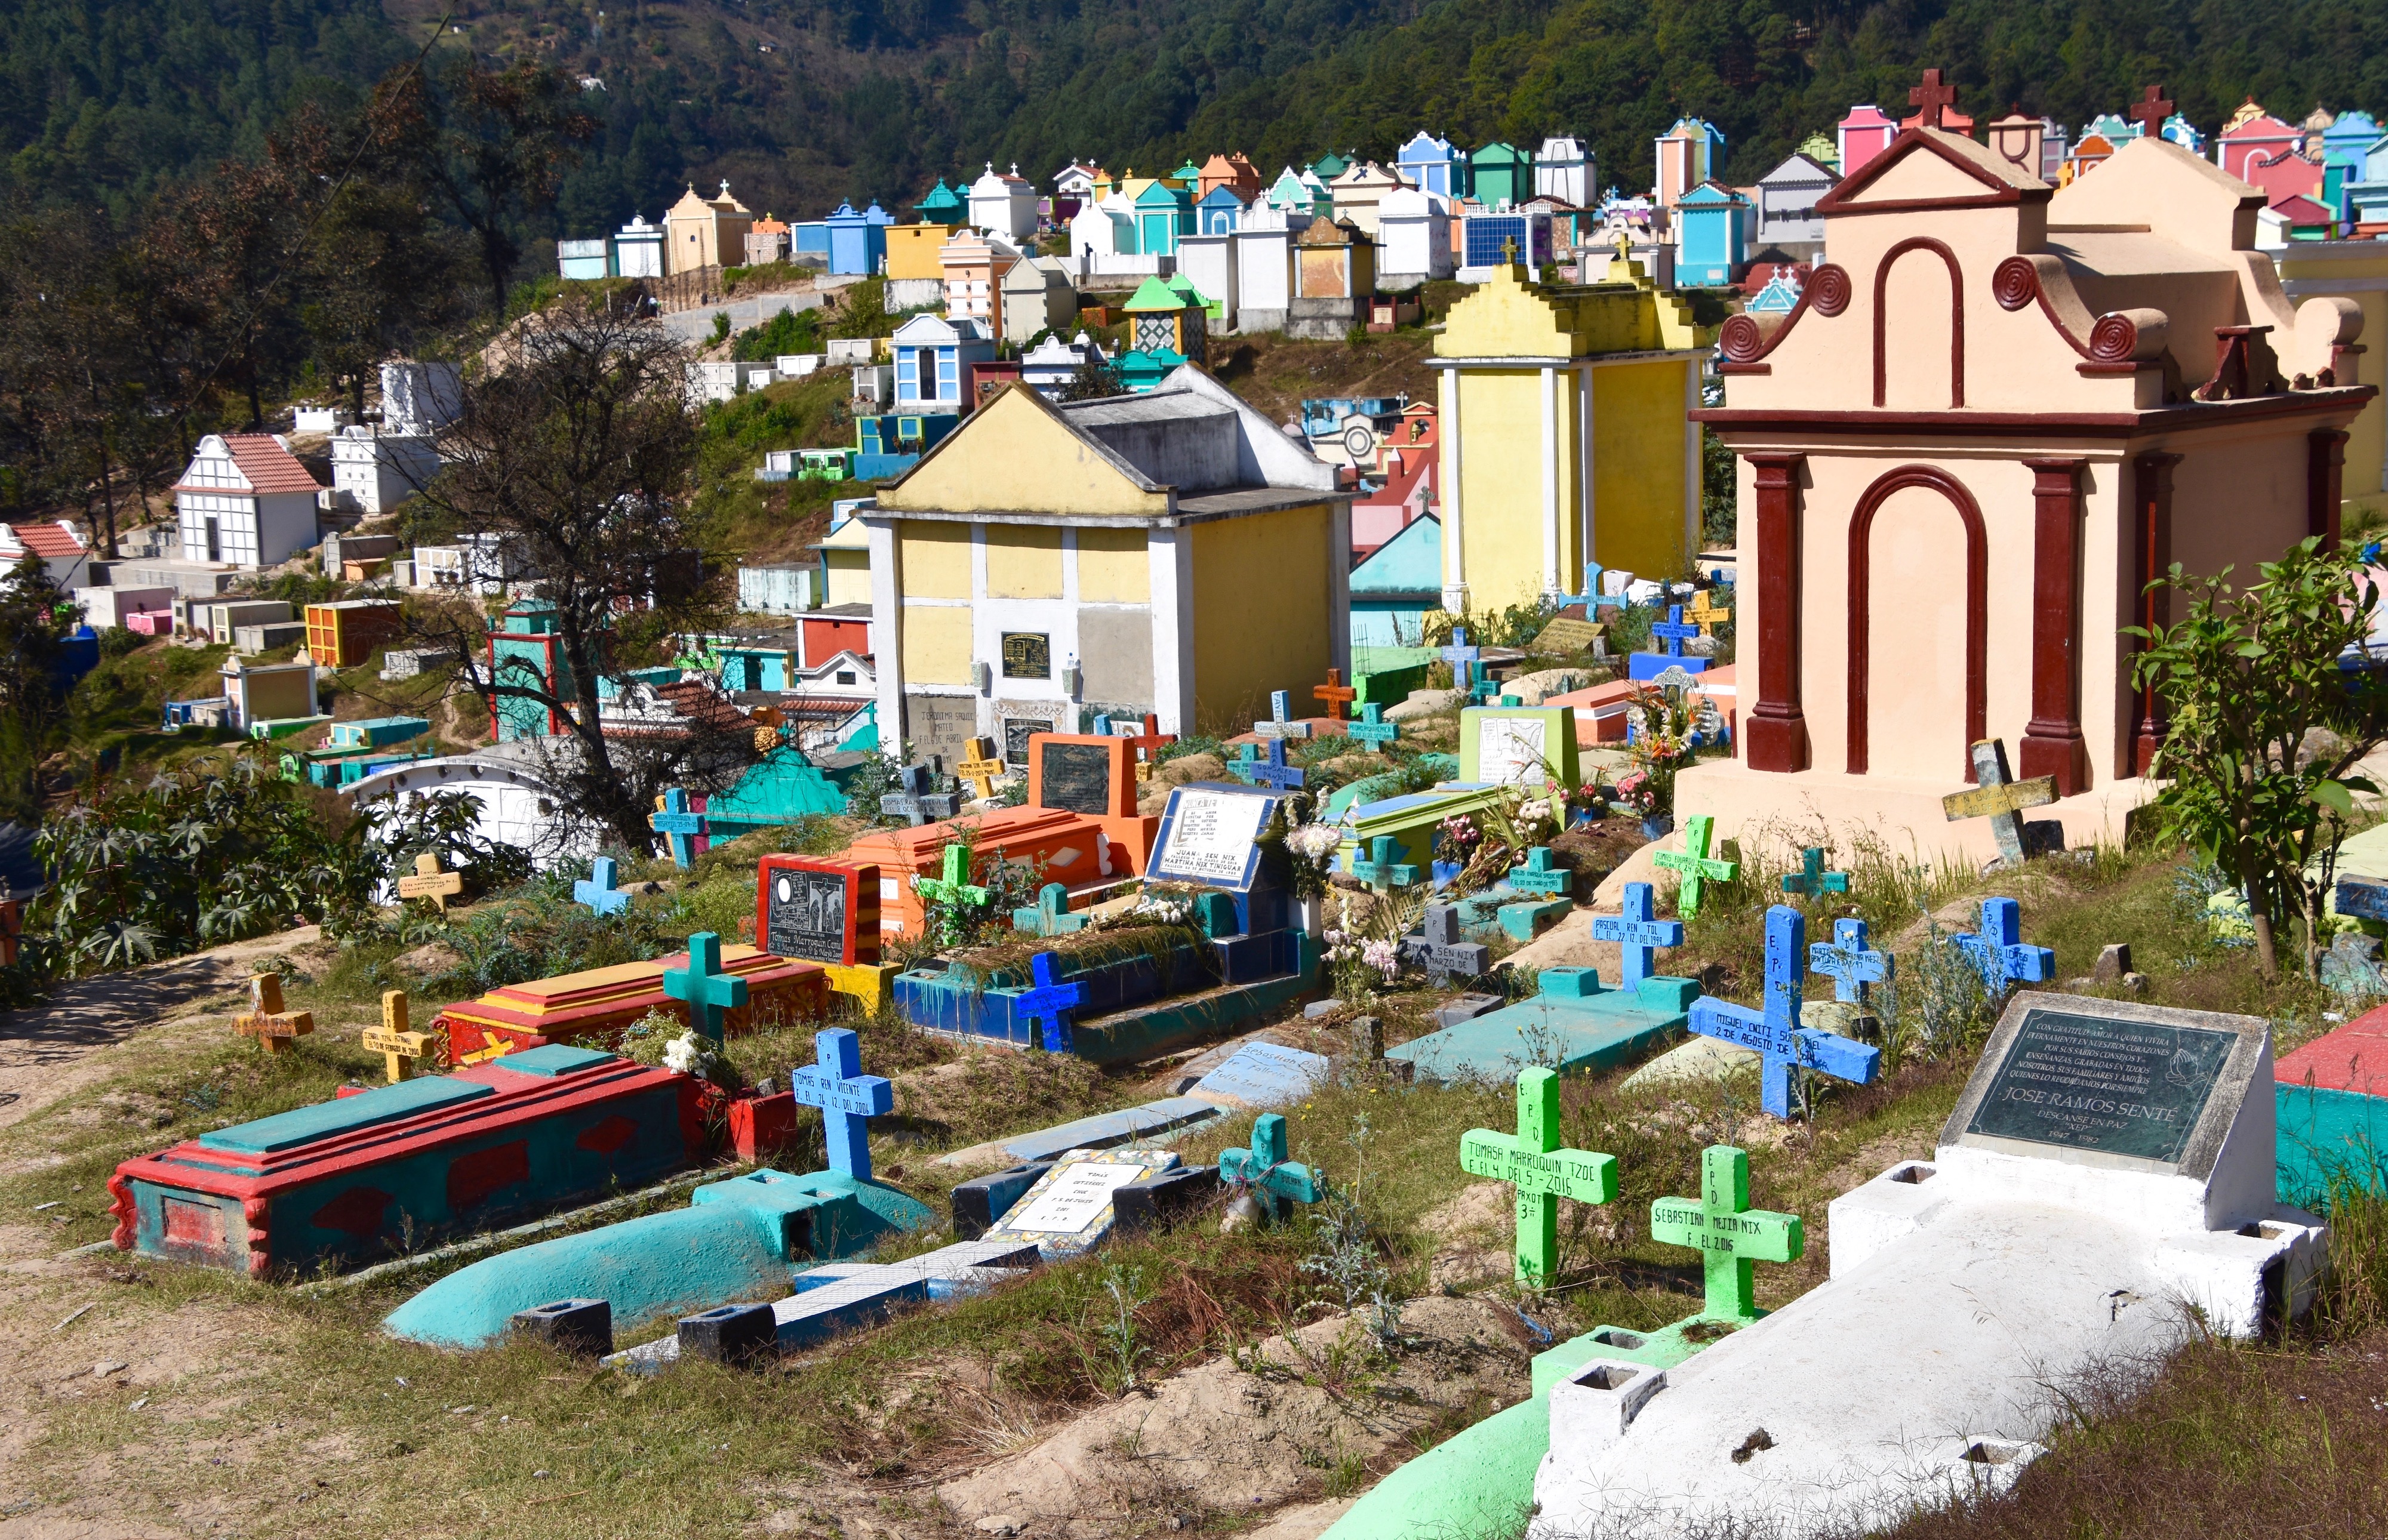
<box><xmin>1038</xmin><ymin>740</ymin><xmax>1113</xmax><ymax>816</ymax></box>
<box><xmin>1002</xmin><ymin>719</ymin><xmax>1044</xmax><ymax>766</ymax></box>
<box><xmin>1964</xmin><ymin>1006</ymin><xmax>2236</xmax><ymax>1163</ymax></box>
<box><xmin>765</xmin><ymin>868</ymin><xmax>849</xmax><ymax>964</ymax></box>
<box><xmin>1001</xmin><ymin>632</ymin><xmax>1051</xmax><ymax>679</ymax></box>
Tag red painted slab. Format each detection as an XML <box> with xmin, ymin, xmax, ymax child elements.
<box><xmin>435</xmin><ymin>943</ymin><xmax>829</xmax><ymax>1064</ymax></box>
<box><xmin>2276</xmin><ymin>1002</ymin><xmax>2388</xmax><ymax>1097</ymax></box>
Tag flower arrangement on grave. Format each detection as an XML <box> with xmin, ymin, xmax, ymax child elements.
<box><xmin>1435</xmin><ymin>814</ymin><xmax>1481</xmax><ymax>864</ymax></box>
<box><xmin>1284</xmin><ymin>819</ymin><xmax>1346</xmax><ymax>901</ymax></box>
<box><xmin>1622</xmin><ymin>683</ymin><xmax>1698</xmax><ymax>817</ymax></box>
<box><xmin>1322</xmin><ymin>894</ymin><xmax>1408</xmax><ymax>1002</ymax></box>
<box><xmin>1611</xmin><ymin>768</ymin><xmax>1659</xmax><ymax>818</ymax></box>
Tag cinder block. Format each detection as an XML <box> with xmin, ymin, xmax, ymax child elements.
<box><xmin>1112</xmin><ymin>1165</ymin><xmax>1221</xmax><ymax>1237</ymax></box>
<box><xmin>510</xmin><ymin>1298</ymin><xmax>613</xmax><ymax>1357</ymax></box>
<box><xmin>678</xmin><ymin>1301</ymin><xmax>778</xmax><ymax>1365</ymax></box>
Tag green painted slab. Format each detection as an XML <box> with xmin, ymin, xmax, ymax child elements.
<box><xmin>486</xmin><ymin>1044</ymin><xmax>618</xmax><ymax>1078</ymax></box>
<box><xmin>198</xmin><ymin>1077</ymin><xmax>496</xmax><ymax>1155</ymax></box>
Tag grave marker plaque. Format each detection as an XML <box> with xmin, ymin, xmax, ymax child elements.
<box><xmin>1959</xmin><ymin>1003</ymin><xmax>2236</xmax><ymax>1163</ymax></box>
<box><xmin>1037</xmin><ymin>741</ymin><xmax>1114</xmax><ymax>816</ymax></box>
<box><xmin>1150</xmin><ymin>784</ymin><xmax>1279</xmax><ymax>889</ymax></box>
<box><xmin>1003</xmin><ymin>719</ymin><xmax>1044</xmax><ymax>766</ymax></box>
<box><xmin>1001</xmin><ymin>633</ymin><xmax>1051</xmax><ymax>679</ymax></box>
<box><xmin>761</xmin><ymin>863</ymin><xmax>859</xmax><ymax>964</ymax></box>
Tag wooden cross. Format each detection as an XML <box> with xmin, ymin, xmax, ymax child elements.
<box><xmin>1650</xmin><ymin>1145</ymin><xmax>1803</xmax><ymax>1324</ymax></box>
<box><xmin>235</xmin><ymin>972</ymin><xmax>313</xmax><ymax>1055</ymax></box>
<box><xmin>1909</xmin><ymin>67</ymin><xmax>1959</xmax><ymax>129</ymax></box>
<box><xmin>1779</xmin><ymin>847</ymin><xmax>1849</xmax><ymax>897</ymax></box>
<box><xmin>1411</xmin><ymin>904</ymin><xmax>1490</xmax><ymax>987</ymax></box>
<box><xmin>789</xmin><ymin>1027</ymin><xmax>891</xmax><ymax>1178</ymax></box>
<box><xmin>361</xmin><ymin>989</ymin><xmax>434</xmax><ymax>1083</ymax></box>
<box><xmin>1349</xmin><ymin>834</ymin><xmax>1418</xmax><ymax>893</ymax></box>
<box><xmin>1439</xmin><ymin>626</ymin><xmax>1481</xmax><ymax>691</ymax></box>
<box><xmin>1014</xmin><ymin>952</ymin><xmax>1085</xmax><ymax>1053</ymax></box>
<box><xmin>1947</xmin><ymin>897</ymin><xmax>2056</xmax><ymax>996</ymax></box>
<box><xmin>574</xmin><ymin>855</ymin><xmax>630</xmax><ymax>917</ymax></box>
<box><xmin>1591</xmin><ymin>880</ymin><xmax>1682</xmax><ymax>992</ymax></box>
<box><xmin>1460</xmin><ymin>1066</ymin><xmax>1618</xmax><ymax>1283</ymax></box>
<box><xmin>1221</xmin><ymin>1112</ymin><xmax>1321</xmax><ymax>1222</ymax></box>
<box><xmin>1940</xmin><ymin>738</ymin><xmax>2057</xmax><ymax>867</ymax></box>
<box><xmin>1683</xmin><ymin>589</ymin><xmax>1731</xmax><ymax>636</ymax></box>
<box><xmin>1346</xmin><ymin>701</ymin><xmax>1401</xmax><ymax>753</ymax></box>
<box><xmin>915</xmin><ymin>844</ymin><xmax>992</xmax><ymax>943</ymax></box>
<box><xmin>2128</xmin><ymin>84</ymin><xmax>2175</xmax><ymax>139</ymax></box>
<box><xmin>1232</xmin><ymin>738</ymin><xmax>1306</xmax><ymax>793</ymax></box>
<box><xmin>1123</xmin><ymin>713</ymin><xmax>1173</xmax><ymax>782</ymax></box>
<box><xmin>1687</xmin><ymin>905</ymin><xmax>1881</xmax><ymax>1119</ymax></box>
<box><xmin>1312</xmin><ymin>668</ymin><xmax>1356</xmax><ymax>722</ymax></box>
<box><xmin>1647</xmin><ymin>603</ymin><xmax>1700</xmax><ymax>660</ymax></box>
<box><xmin>395</xmin><ymin>852</ymin><xmax>463</xmax><ymax>913</ymax></box>
<box><xmin>1651</xmin><ymin>814</ymin><xmax>1738</xmax><ymax>919</ymax></box>
<box><xmin>1011</xmin><ymin>881</ymin><xmax>1087</xmax><ymax>938</ymax></box>
<box><xmin>1506</xmin><ymin>846</ymin><xmax>1573</xmax><ymax>898</ymax></box>
<box><xmin>663</xmin><ymin>931</ymin><xmax>749</xmax><ymax>1045</ymax></box>
<box><xmin>649</xmin><ymin>789</ymin><xmax>709</xmax><ymax>868</ymax></box>
<box><xmin>1810</xmin><ymin>916</ymin><xmax>1892</xmax><ymax>1006</ymax></box>
<box><xmin>956</xmin><ymin>737</ymin><xmax>1005</xmax><ymax>802</ymax></box>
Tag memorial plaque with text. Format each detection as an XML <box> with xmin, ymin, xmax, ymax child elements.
<box><xmin>1964</xmin><ymin>1006</ymin><xmax>2236</xmax><ymax>1163</ymax></box>
<box><xmin>766</xmin><ymin>868</ymin><xmax>850</xmax><ymax>964</ymax></box>
<box><xmin>1037</xmin><ymin>741</ymin><xmax>1114</xmax><ymax>816</ymax></box>
<box><xmin>1151</xmin><ymin>786</ymin><xmax>1277</xmax><ymax>889</ymax></box>
<box><xmin>1001</xmin><ymin>632</ymin><xmax>1051</xmax><ymax>679</ymax></box>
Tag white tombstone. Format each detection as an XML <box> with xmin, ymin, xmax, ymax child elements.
<box><xmin>380</xmin><ymin>362</ymin><xmax>463</xmax><ymax>436</ymax></box>
<box><xmin>1174</xmin><ymin>234</ymin><xmax>1237</xmax><ymax>331</ymax></box>
<box><xmin>1535</xmin><ymin>136</ymin><xmax>1595</xmax><ymax>207</ymax></box>
<box><xmin>615</xmin><ymin>213</ymin><xmax>665</xmax><ymax>278</ymax></box>
<box><xmin>1232</xmin><ymin>226</ymin><xmax>1299</xmax><ymax>334</ymax></box>
<box><xmin>968</xmin><ymin>162</ymin><xmax>1039</xmax><ymax>242</ymax></box>
<box><xmin>1532</xmin><ymin>992</ymin><xmax>2328</xmax><ymax>1539</ymax></box>
<box><xmin>330</xmin><ymin>426</ymin><xmax>439</xmax><ymax>516</ymax></box>
<box><xmin>1377</xmin><ymin>186</ymin><xmax>1454</xmax><ymax>285</ymax></box>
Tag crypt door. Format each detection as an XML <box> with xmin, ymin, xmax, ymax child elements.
<box><xmin>1847</xmin><ymin>467</ymin><xmax>1985</xmax><ymax>781</ymax></box>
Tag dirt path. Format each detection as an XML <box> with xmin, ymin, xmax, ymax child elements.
<box><xmin>0</xmin><ymin>926</ymin><xmax>324</xmax><ymax>1133</ymax></box>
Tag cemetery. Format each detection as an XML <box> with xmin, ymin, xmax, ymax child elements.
<box><xmin>8</xmin><ymin>64</ymin><xmax>2388</xmax><ymax>1540</ymax></box>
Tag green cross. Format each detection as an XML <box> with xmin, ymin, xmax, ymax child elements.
<box><xmin>915</xmin><ymin>845</ymin><xmax>991</xmax><ymax>943</ymax></box>
<box><xmin>1651</xmin><ymin>813</ymin><xmax>1738</xmax><ymax>919</ymax></box>
<box><xmin>1221</xmin><ymin>1113</ymin><xmax>1321</xmax><ymax>1221</ymax></box>
<box><xmin>1506</xmin><ymin>846</ymin><xmax>1573</xmax><ymax>897</ymax></box>
<box><xmin>1458</xmin><ymin>1067</ymin><xmax>1618</xmax><ymax>1284</ymax></box>
<box><xmin>1779</xmin><ymin>846</ymin><xmax>1849</xmax><ymax>897</ymax></box>
<box><xmin>1349</xmin><ymin>834</ymin><xmax>1419</xmax><ymax>893</ymax></box>
<box><xmin>662</xmin><ymin>931</ymin><xmax>749</xmax><ymax>1046</ymax></box>
<box><xmin>1648</xmin><ymin>1144</ymin><xmax>1803</xmax><ymax>1323</ymax></box>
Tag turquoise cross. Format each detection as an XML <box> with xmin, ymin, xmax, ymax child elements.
<box><xmin>1346</xmin><ymin>702</ymin><xmax>1401</xmax><ymax>753</ymax></box>
<box><xmin>574</xmin><ymin>856</ymin><xmax>630</xmax><ymax>917</ymax></box>
<box><xmin>1590</xmin><ymin>880</ymin><xmax>1682</xmax><ymax>991</ymax></box>
<box><xmin>1810</xmin><ymin>917</ymin><xmax>1891</xmax><ymax>1005</ymax></box>
<box><xmin>1221</xmin><ymin>1113</ymin><xmax>1321</xmax><ymax>1221</ymax></box>
<box><xmin>789</xmin><ymin>1027</ymin><xmax>891</xmax><ymax>1178</ymax></box>
<box><xmin>1947</xmin><ymin>897</ymin><xmax>2055</xmax><ymax>994</ymax></box>
<box><xmin>1506</xmin><ymin>846</ymin><xmax>1573</xmax><ymax>897</ymax></box>
<box><xmin>1232</xmin><ymin>738</ymin><xmax>1306</xmax><ymax>792</ymax></box>
<box><xmin>1779</xmin><ymin>846</ymin><xmax>1848</xmax><ymax>897</ymax></box>
<box><xmin>1348</xmin><ymin>834</ymin><xmax>1418</xmax><ymax>892</ymax></box>
<box><xmin>650</xmin><ymin>788</ymin><xmax>707</xmax><ymax>868</ymax></box>
<box><xmin>1687</xmin><ymin>905</ymin><xmax>1881</xmax><ymax>1118</ymax></box>
<box><xmin>1012</xmin><ymin>881</ymin><xmax>1086</xmax><ymax>938</ymax></box>
<box><xmin>1014</xmin><ymin>952</ymin><xmax>1085</xmax><ymax>1052</ymax></box>
<box><xmin>663</xmin><ymin>931</ymin><xmax>748</xmax><ymax>1045</ymax></box>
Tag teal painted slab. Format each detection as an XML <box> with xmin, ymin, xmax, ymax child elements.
<box><xmin>485</xmin><ymin>1044</ymin><xmax>616</xmax><ymax>1078</ymax></box>
<box><xmin>198</xmin><ymin>1077</ymin><xmax>496</xmax><ymax>1155</ymax></box>
<box><xmin>2276</xmin><ymin>1082</ymin><xmax>2388</xmax><ymax>1206</ymax></box>
<box><xmin>1388</xmin><ymin>971</ymin><xmax>1698</xmax><ymax>1085</ymax></box>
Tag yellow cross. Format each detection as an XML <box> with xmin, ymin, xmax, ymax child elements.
<box><xmin>235</xmin><ymin>972</ymin><xmax>313</xmax><ymax>1055</ymax></box>
<box><xmin>396</xmin><ymin>852</ymin><xmax>464</xmax><ymax>913</ymax></box>
<box><xmin>1684</xmin><ymin>589</ymin><xmax>1732</xmax><ymax>635</ymax></box>
<box><xmin>956</xmin><ymin>737</ymin><xmax>1005</xmax><ymax>801</ymax></box>
<box><xmin>361</xmin><ymin>989</ymin><xmax>435</xmax><ymax>1083</ymax></box>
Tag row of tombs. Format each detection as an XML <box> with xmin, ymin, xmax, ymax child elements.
<box><xmin>98</xmin><ymin>726</ymin><xmax>2388</xmax><ymax>1538</ymax></box>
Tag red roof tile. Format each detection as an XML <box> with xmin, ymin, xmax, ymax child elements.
<box><xmin>3</xmin><ymin>522</ymin><xmax>86</xmax><ymax>559</ymax></box>
<box><xmin>222</xmin><ymin>434</ymin><xmax>324</xmax><ymax>495</ymax></box>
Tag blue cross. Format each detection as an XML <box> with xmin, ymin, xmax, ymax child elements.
<box><xmin>1233</xmin><ymin>738</ymin><xmax>1306</xmax><ymax>792</ymax></box>
<box><xmin>1013</xmin><ymin>882</ymin><xmax>1086</xmax><ymax>938</ymax></box>
<box><xmin>1947</xmin><ymin>897</ymin><xmax>2055</xmax><ymax>995</ymax></box>
<box><xmin>1810</xmin><ymin>917</ymin><xmax>1892</xmax><ymax>1005</ymax></box>
<box><xmin>1559</xmin><ymin>562</ymin><xmax>1605</xmax><ymax>610</ymax></box>
<box><xmin>1591</xmin><ymin>880</ymin><xmax>1682</xmax><ymax>992</ymax></box>
<box><xmin>650</xmin><ymin>788</ymin><xmax>708</xmax><ymax>868</ymax></box>
<box><xmin>789</xmin><ymin>1027</ymin><xmax>891</xmax><ymax>1178</ymax></box>
<box><xmin>1093</xmin><ymin>713</ymin><xmax>1114</xmax><ymax>735</ymax></box>
<box><xmin>663</xmin><ymin>931</ymin><xmax>748</xmax><ymax>1045</ymax></box>
<box><xmin>1269</xmin><ymin>689</ymin><xmax>1294</xmax><ymax>725</ymax></box>
<box><xmin>1349</xmin><ymin>834</ymin><xmax>1418</xmax><ymax>892</ymax></box>
<box><xmin>1506</xmin><ymin>847</ymin><xmax>1573</xmax><ymax>897</ymax></box>
<box><xmin>1688</xmin><ymin>905</ymin><xmax>1882</xmax><ymax>1119</ymax></box>
<box><xmin>1015</xmin><ymin>952</ymin><xmax>1085</xmax><ymax>1052</ymax></box>
<box><xmin>1648</xmin><ymin>605</ymin><xmax>1700</xmax><ymax>660</ymax></box>
<box><xmin>1441</xmin><ymin>626</ymin><xmax>1481</xmax><ymax>691</ymax></box>
<box><xmin>1220</xmin><ymin>1112</ymin><xmax>1321</xmax><ymax>1222</ymax></box>
<box><xmin>574</xmin><ymin>856</ymin><xmax>630</xmax><ymax>917</ymax></box>
<box><xmin>1346</xmin><ymin>701</ymin><xmax>1401</xmax><ymax>752</ymax></box>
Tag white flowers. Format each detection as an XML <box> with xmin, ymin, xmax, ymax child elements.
<box><xmin>1286</xmin><ymin>822</ymin><xmax>1345</xmax><ymax>868</ymax></box>
<box><xmin>662</xmin><ymin>1031</ymin><xmax>728</xmax><ymax>1083</ymax></box>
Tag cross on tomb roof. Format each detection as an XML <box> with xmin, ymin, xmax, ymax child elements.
<box><xmin>664</xmin><ymin>931</ymin><xmax>749</xmax><ymax>1045</ymax></box>
<box><xmin>1909</xmin><ymin>68</ymin><xmax>1959</xmax><ymax>130</ymax></box>
<box><xmin>789</xmin><ymin>1027</ymin><xmax>892</xmax><ymax>1178</ymax></box>
<box><xmin>1013</xmin><ymin>882</ymin><xmax>1087</xmax><ymax>938</ymax></box>
<box><xmin>1650</xmin><ymin>1144</ymin><xmax>1803</xmax><ymax>1323</ymax></box>
<box><xmin>1507</xmin><ymin>846</ymin><xmax>1573</xmax><ymax>898</ymax></box>
<box><xmin>1687</xmin><ymin>905</ymin><xmax>1881</xmax><ymax>1118</ymax></box>
<box><xmin>1221</xmin><ymin>1112</ymin><xmax>1321</xmax><ymax>1222</ymax></box>
<box><xmin>1591</xmin><ymin>880</ymin><xmax>1682</xmax><ymax>993</ymax></box>
<box><xmin>1651</xmin><ymin>814</ymin><xmax>1738</xmax><ymax>919</ymax></box>
<box><xmin>1810</xmin><ymin>917</ymin><xmax>1892</xmax><ymax>1006</ymax></box>
<box><xmin>2129</xmin><ymin>84</ymin><xmax>2175</xmax><ymax>138</ymax></box>
<box><xmin>1014</xmin><ymin>952</ymin><xmax>1085</xmax><ymax>1053</ymax></box>
<box><xmin>574</xmin><ymin>856</ymin><xmax>631</xmax><ymax>917</ymax></box>
<box><xmin>1459</xmin><ymin>1066</ymin><xmax>1618</xmax><ymax>1283</ymax></box>
<box><xmin>1648</xmin><ymin>604</ymin><xmax>1700</xmax><ymax>660</ymax></box>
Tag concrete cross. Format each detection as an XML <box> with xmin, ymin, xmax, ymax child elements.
<box><xmin>1650</xmin><ymin>1144</ymin><xmax>1804</xmax><ymax>1323</ymax></box>
<box><xmin>1648</xmin><ymin>604</ymin><xmax>1700</xmax><ymax>660</ymax></box>
<box><xmin>2129</xmin><ymin>83</ymin><xmax>2175</xmax><ymax>138</ymax></box>
<box><xmin>956</xmin><ymin>737</ymin><xmax>1005</xmax><ymax>802</ymax></box>
<box><xmin>1232</xmin><ymin>737</ymin><xmax>1306</xmax><ymax>793</ymax></box>
<box><xmin>361</xmin><ymin>988</ymin><xmax>434</xmax><ymax>1083</ymax></box>
<box><xmin>1349</xmin><ymin>834</ymin><xmax>1418</xmax><ymax>893</ymax></box>
<box><xmin>396</xmin><ymin>851</ymin><xmax>464</xmax><ymax>912</ymax></box>
<box><xmin>649</xmin><ymin>789</ymin><xmax>709</xmax><ymax>868</ymax></box>
<box><xmin>1440</xmin><ymin>626</ymin><xmax>1481</xmax><ymax>691</ymax></box>
<box><xmin>1413</xmin><ymin>904</ymin><xmax>1491</xmax><ymax>987</ymax></box>
<box><xmin>574</xmin><ymin>856</ymin><xmax>631</xmax><ymax>917</ymax></box>
<box><xmin>1506</xmin><ymin>847</ymin><xmax>1574</xmax><ymax>898</ymax></box>
<box><xmin>1779</xmin><ymin>847</ymin><xmax>1849</xmax><ymax>897</ymax></box>
<box><xmin>1947</xmin><ymin>897</ymin><xmax>2057</xmax><ymax>996</ymax></box>
<box><xmin>1011</xmin><ymin>882</ymin><xmax>1086</xmax><ymax>938</ymax></box>
<box><xmin>1652</xmin><ymin>814</ymin><xmax>1738</xmax><ymax>919</ymax></box>
<box><xmin>1688</xmin><ymin>905</ymin><xmax>1882</xmax><ymax>1119</ymax></box>
<box><xmin>1460</xmin><ymin>1066</ymin><xmax>1618</xmax><ymax>1283</ymax></box>
<box><xmin>1560</xmin><ymin>562</ymin><xmax>1605</xmax><ymax>611</ymax></box>
<box><xmin>1313</xmin><ymin>668</ymin><xmax>1356</xmax><ymax>721</ymax></box>
<box><xmin>880</xmin><ymin>760</ymin><xmax>959</xmax><ymax>826</ymax></box>
<box><xmin>1810</xmin><ymin>917</ymin><xmax>1892</xmax><ymax>1005</ymax></box>
<box><xmin>1683</xmin><ymin>589</ymin><xmax>1731</xmax><ymax>635</ymax></box>
<box><xmin>1015</xmin><ymin>952</ymin><xmax>1087</xmax><ymax>1052</ymax></box>
<box><xmin>789</xmin><ymin>1027</ymin><xmax>892</xmax><ymax>1178</ymax></box>
<box><xmin>1909</xmin><ymin>67</ymin><xmax>1959</xmax><ymax>130</ymax></box>
<box><xmin>916</xmin><ymin>844</ymin><xmax>993</xmax><ymax>942</ymax></box>
<box><xmin>235</xmin><ymin>972</ymin><xmax>313</xmax><ymax>1055</ymax></box>
<box><xmin>1940</xmin><ymin>738</ymin><xmax>2057</xmax><ymax>868</ymax></box>
<box><xmin>1591</xmin><ymin>880</ymin><xmax>1682</xmax><ymax>992</ymax></box>
<box><xmin>663</xmin><ymin>931</ymin><xmax>749</xmax><ymax>1045</ymax></box>
<box><xmin>1346</xmin><ymin>701</ymin><xmax>1401</xmax><ymax>753</ymax></box>
<box><xmin>1221</xmin><ymin>1112</ymin><xmax>1321</xmax><ymax>1222</ymax></box>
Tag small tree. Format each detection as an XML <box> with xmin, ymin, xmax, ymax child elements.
<box><xmin>1057</xmin><ymin>355</ymin><xmax>1124</xmax><ymax>401</ymax></box>
<box><xmin>2129</xmin><ymin>537</ymin><xmax>2388</xmax><ymax>981</ymax></box>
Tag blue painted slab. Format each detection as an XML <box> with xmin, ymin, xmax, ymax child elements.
<box><xmin>198</xmin><ymin>1076</ymin><xmax>496</xmax><ymax>1154</ymax></box>
<box><xmin>1190</xmin><ymin>1042</ymin><xmax>1330</xmax><ymax>1108</ymax></box>
<box><xmin>1387</xmin><ymin>971</ymin><xmax>1701</xmax><ymax>1085</ymax></box>
<box><xmin>996</xmin><ymin>1096</ymin><xmax>1224</xmax><ymax>1163</ymax></box>
<box><xmin>484</xmin><ymin>1044</ymin><xmax>617</xmax><ymax>1078</ymax></box>
<box><xmin>1628</xmin><ymin>653</ymin><xmax>1710</xmax><ymax>681</ymax></box>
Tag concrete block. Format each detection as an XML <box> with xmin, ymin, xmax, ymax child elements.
<box><xmin>509</xmin><ymin>1298</ymin><xmax>612</xmax><ymax>1357</ymax></box>
<box><xmin>951</xmin><ymin>1160</ymin><xmax>1057</xmax><ymax>1239</ymax></box>
<box><xmin>1112</xmin><ymin>1165</ymin><xmax>1221</xmax><ymax>1237</ymax></box>
<box><xmin>678</xmin><ymin>1301</ymin><xmax>778</xmax><ymax>1364</ymax></box>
